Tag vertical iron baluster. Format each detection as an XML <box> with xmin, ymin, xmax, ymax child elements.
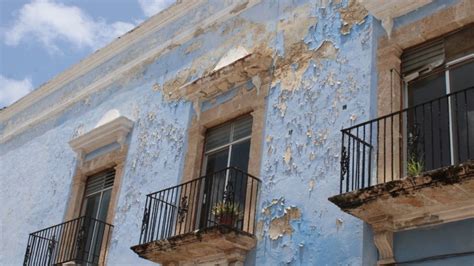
<box><xmin>162</xmin><ymin>190</ymin><xmax>171</xmax><ymax>240</ymax></box>
<box><xmin>248</xmin><ymin>176</ymin><xmax>254</xmax><ymax>233</ymax></box>
<box><xmin>454</xmin><ymin>94</ymin><xmax>461</xmax><ymax>162</ymax></box>
<box><xmin>362</xmin><ymin>124</ymin><xmax>366</xmax><ymax>189</ymax></box>
<box><xmin>340</xmin><ymin>132</ymin><xmax>345</xmax><ymax>194</ymax></box>
<box><xmin>383</xmin><ymin>118</ymin><xmax>387</xmax><ymax>183</ymax></box>
<box><xmin>188</xmin><ymin>180</ymin><xmax>197</xmax><ymax>233</ymax></box>
<box><xmin>464</xmin><ymin>90</ymin><xmax>471</xmax><ymax>159</ymax></box>
<box><xmin>351</xmin><ymin>133</ymin><xmax>355</xmax><ymax>191</ymax></box>
<box><xmin>391</xmin><ymin>114</ymin><xmax>394</xmax><ymax>181</ymax></box>
<box><xmin>346</xmin><ymin>132</ymin><xmax>351</xmax><ymax>192</ymax></box>
<box><xmin>24</xmin><ymin>236</ymin><xmax>31</xmax><ymax>266</ymax></box>
<box><xmin>356</xmin><ymin>127</ymin><xmax>360</xmax><ymax>190</ymax></box>
<box><xmin>368</xmin><ymin>122</ymin><xmax>373</xmax><ymax>187</ymax></box>
<box><xmin>421</xmin><ymin>103</ymin><xmax>426</xmax><ymax>171</ymax></box>
<box><xmin>430</xmin><ymin>103</ymin><xmax>435</xmax><ymax>169</ymax></box>
<box><xmin>156</xmin><ymin>193</ymin><xmax>164</xmax><ymax>241</ymax></box>
<box><xmin>438</xmin><ymin>98</ymin><xmax>443</xmax><ymax>167</ymax></box>
<box><xmin>376</xmin><ymin>120</ymin><xmax>380</xmax><ymax>186</ymax></box>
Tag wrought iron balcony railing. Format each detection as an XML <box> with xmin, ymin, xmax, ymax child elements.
<box><xmin>340</xmin><ymin>86</ymin><xmax>474</xmax><ymax>193</ymax></box>
<box><xmin>23</xmin><ymin>216</ymin><xmax>113</xmax><ymax>266</ymax></box>
<box><xmin>138</xmin><ymin>167</ymin><xmax>261</xmax><ymax>245</ymax></box>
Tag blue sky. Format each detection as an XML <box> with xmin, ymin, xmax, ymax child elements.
<box><xmin>0</xmin><ymin>0</ymin><xmax>175</xmax><ymax>108</ymax></box>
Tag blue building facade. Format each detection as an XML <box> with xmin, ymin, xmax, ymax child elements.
<box><xmin>1</xmin><ymin>0</ymin><xmax>473</xmax><ymax>265</ymax></box>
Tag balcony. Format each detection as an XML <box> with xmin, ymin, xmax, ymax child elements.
<box><xmin>23</xmin><ymin>216</ymin><xmax>113</xmax><ymax>266</ymax></box>
<box><xmin>131</xmin><ymin>167</ymin><xmax>261</xmax><ymax>265</ymax></box>
<box><xmin>329</xmin><ymin>87</ymin><xmax>474</xmax><ymax>264</ymax></box>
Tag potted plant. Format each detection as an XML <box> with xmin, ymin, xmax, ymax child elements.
<box><xmin>407</xmin><ymin>156</ymin><xmax>424</xmax><ymax>177</ymax></box>
<box><xmin>212</xmin><ymin>201</ymin><xmax>241</xmax><ymax>226</ymax></box>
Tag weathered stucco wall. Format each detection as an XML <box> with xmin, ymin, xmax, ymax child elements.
<box><xmin>1</xmin><ymin>0</ymin><xmax>382</xmax><ymax>265</ymax></box>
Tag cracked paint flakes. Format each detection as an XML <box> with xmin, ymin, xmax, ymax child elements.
<box><xmin>268</xmin><ymin>206</ymin><xmax>302</xmax><ymax>240</ymax></box>
<box><xmin>283</xmin><ymin>145</ymin><xmax>292</xmax><ymax>165</ymax></box>
<box><xmin>279</xmin><ymin>4</ymin><xmax>318</xmax><ymax>53</ymax></box>
<box><xmin>338</xmin><ymin>0</ymin><xmax>368</xmax><ymax>35</ymax></box>
<box><xmin>315</xmin><ymin>40</ymin><xmax>338</xmax><ymax>60</ymax></box>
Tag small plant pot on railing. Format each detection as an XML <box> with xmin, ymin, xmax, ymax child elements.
<box><xmin>212</xmin><ymin>202</ymin><xmax>242</xmax><ymax>227</ymax></box>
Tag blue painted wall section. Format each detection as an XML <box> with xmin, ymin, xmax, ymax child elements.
<box><xmin>1</xmin><ymin>0</ymin><xmax>469</xmax><ymax>265</ymax></box>
<box><xmin>0</xmin><ymin>1</ymin><xmax>376</xmax><ymax>264</ymax></box>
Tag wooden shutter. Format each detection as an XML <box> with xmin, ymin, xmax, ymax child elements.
<box><xmin>401</xmin><ymin>39</ymin><xmax>445</xmax><ymax>76</ymax></box>
<box><xmin>85</xmin><ymin>169</ymin><xmax>115</xmax><ymax>196</ymax></box>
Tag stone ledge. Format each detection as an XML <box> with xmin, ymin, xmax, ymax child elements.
<box><xmin>329</xmin><ymin>160</ymin><xmax>474</xmax><ymax>230</ymax></box>
<box><xmin>130</xmin><ymin>226</ymin><xmax>257</xmax><ymax>265</ymax></box>
<box><xmin>329</xmin><ymin>161</ymin><xmax>474</xmax><ymax>265</ymax></box>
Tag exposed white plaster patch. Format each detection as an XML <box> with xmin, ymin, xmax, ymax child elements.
<box><xmin>213</xmin><ymin>46</ymin><xmax>249</xmax><ymax>71</ymax></box>
<box><xmin>95</xmin><ymin>109</ymin><xmax>121</xmax><ymax>128</ymax></box>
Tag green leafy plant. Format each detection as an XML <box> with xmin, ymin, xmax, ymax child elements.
<box><xmin>212</xmin><ymin>202</ymin><xmax>241</xmax><ymax>226</ymax></box>
<box><xmin>407</xmin><ymin>156</ymin><xmax>424</xmax><ymax>177</ymax></box>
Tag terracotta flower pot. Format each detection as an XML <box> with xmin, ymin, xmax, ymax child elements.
<box><xmin>217</xmin><ymin>214</ymin><xmax>235</xmax><ymax>226</ymax></box>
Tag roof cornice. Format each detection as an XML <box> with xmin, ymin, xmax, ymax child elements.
<box><xmin>0</xmin><ymin>0</ymin><xmax>261</xmax><ymax>143</ymax></box>
<box><xmin>0</xmin><ymin>0</ymin><xmax>204</xmax><ymax>121</ymax></box>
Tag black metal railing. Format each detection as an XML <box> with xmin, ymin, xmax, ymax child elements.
<box><xmin>340</xmin><ymin>86</ymin><xmax>474</xmax><ymax>193</ymax></box>
<box><xmin>23</xmin><ymin>216</ymin><xmax>113</xmax><ymax>266</ymax></box>
<box><xmin>138</xmin><ymin>167</ymin><xmax>261</xmax><ymax>245</ymax></box>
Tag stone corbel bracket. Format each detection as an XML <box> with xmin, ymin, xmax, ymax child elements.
<box><xmin>69</xmin><ymin>116</ymin><xmax>134</xmax><ymax>164</ymax></box>
<box><xmin>370</xmin><ymin>215</ymin><xmax>395</xmax><ymax>265</ymax></box>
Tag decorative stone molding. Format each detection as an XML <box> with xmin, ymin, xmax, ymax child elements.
<box><xmin>65</xmin><ymin>117</ymin><xmax>133</xmax><ymax>264</ymax></box>
<box><xmin>373</xmin><ymin>230</ymin><xmax>395</xmax><ymax>265</ymax></box>
<box><xmin>358</xmin><ymin>0</ymin><xmax>433</xmax><ymax>35</ymax></box>
<box><xmin>171</xmin><ymin>52</ymin><xmax>273</xmax><ymax>104</ymax></box>
<box><xmin>69</xmin><ymin>116</ymin><xmax>133</xmax><ymax>163</ymax></box>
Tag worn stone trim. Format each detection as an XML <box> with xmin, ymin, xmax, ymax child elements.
<box><xmin>373</xmin><ymin>230</ymin><xmax>395</xmax><ymax>265</ymax></box>
<box><xmin>180</xmin><ymin>63</ymin><xmax>270</xmax><ymax>252</ymax></box>
<box><xmin>130</xmin><ymin>226</ymin><xmax>256</xmax><ymax>266</ymax></box>
<box><xmin>171</xmin><ymin>53</ymin><xmax>273</xmax><ymax>102</ymax></box>
<box><xmin>329</xmin><ymin>160</ymin><xmax>474</xmax><ymax>210</ymax></box>
<box><xmin>65</xmin><ymin>117</ymin><xmax>133</xmax><ymax>264</ymax></box>
<box><xmin>69</xmin><ymin>116</ymin><xmax>133</xmax><ymax>159</ymax></box>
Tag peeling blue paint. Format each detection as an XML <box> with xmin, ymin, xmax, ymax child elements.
<box><xmin>1</xmin><ymin>0</ymin><xmax>468</xmax><ymax>265</ymax></box>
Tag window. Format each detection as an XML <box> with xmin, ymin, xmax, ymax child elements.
<box><xmin>79</xmin><ymin>169</ymin><xmax>115</xmax><ymax>264</ymax></box>
<box><xmin>202</xmin><ymin>115</ymin><xmax>253</xmax><ymax>174</ymax></box>
<box><xmin>198</xmin><ymin>115</ymin><xmax>253</xmax><ymax>228</ymax></box>
<box><xmin>402</xmin><ymin>25</ymin><xmax>474</xmax><ymax>171</ymax></box>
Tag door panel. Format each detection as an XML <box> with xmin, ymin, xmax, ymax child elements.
<box><xmin>205</xmin><ymin>148</ymin><xmax>229</xmax><ymax>174</ymax></box>
<box><xmin>450</xmin><ymin>61</ymin><xmax>474</xmax><ymax>163</ymax></box>
<box><xmin>199</xmin><ymin>116</ymin><xmax>253</xmax><ymax>229</ymax></box>
<box><xmin>79</xmin><ymin>169</ymin><xmax>115</xmax><ymax>264</ymax></box>
<box><xmin>228</xmin><ymin>139</ymin><xmax>250</xmax><ymax>208</ymax></box>
<box><xmin>408</xmin><ymin>73</ymin><xmax>451</xmax><ymax>171</ymax></box>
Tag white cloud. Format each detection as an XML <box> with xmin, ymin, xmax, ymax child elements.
<box><xmin>0</xmin><ymin>75</ymin><xmax>34</xmax><ymax>108</ymax></box>
<box><xmin>4</xmin><ymin>0</ymin><xmax>135</xmax><ymax>51</ymax></box>
<box><xmin>138</xmin><ymin>0</ymin><xmax>175</xmax><ymax>17</ymax></box>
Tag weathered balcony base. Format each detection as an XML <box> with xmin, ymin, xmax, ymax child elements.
<box><xmin>329</xmin><ymin>161</ymin><xmax>474</xmax><ymax>264</ymax></box>
<box><xmin>130</xmin><ymin>226</ymin><xmax>256</xmax><ymax>266</ymax></box>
